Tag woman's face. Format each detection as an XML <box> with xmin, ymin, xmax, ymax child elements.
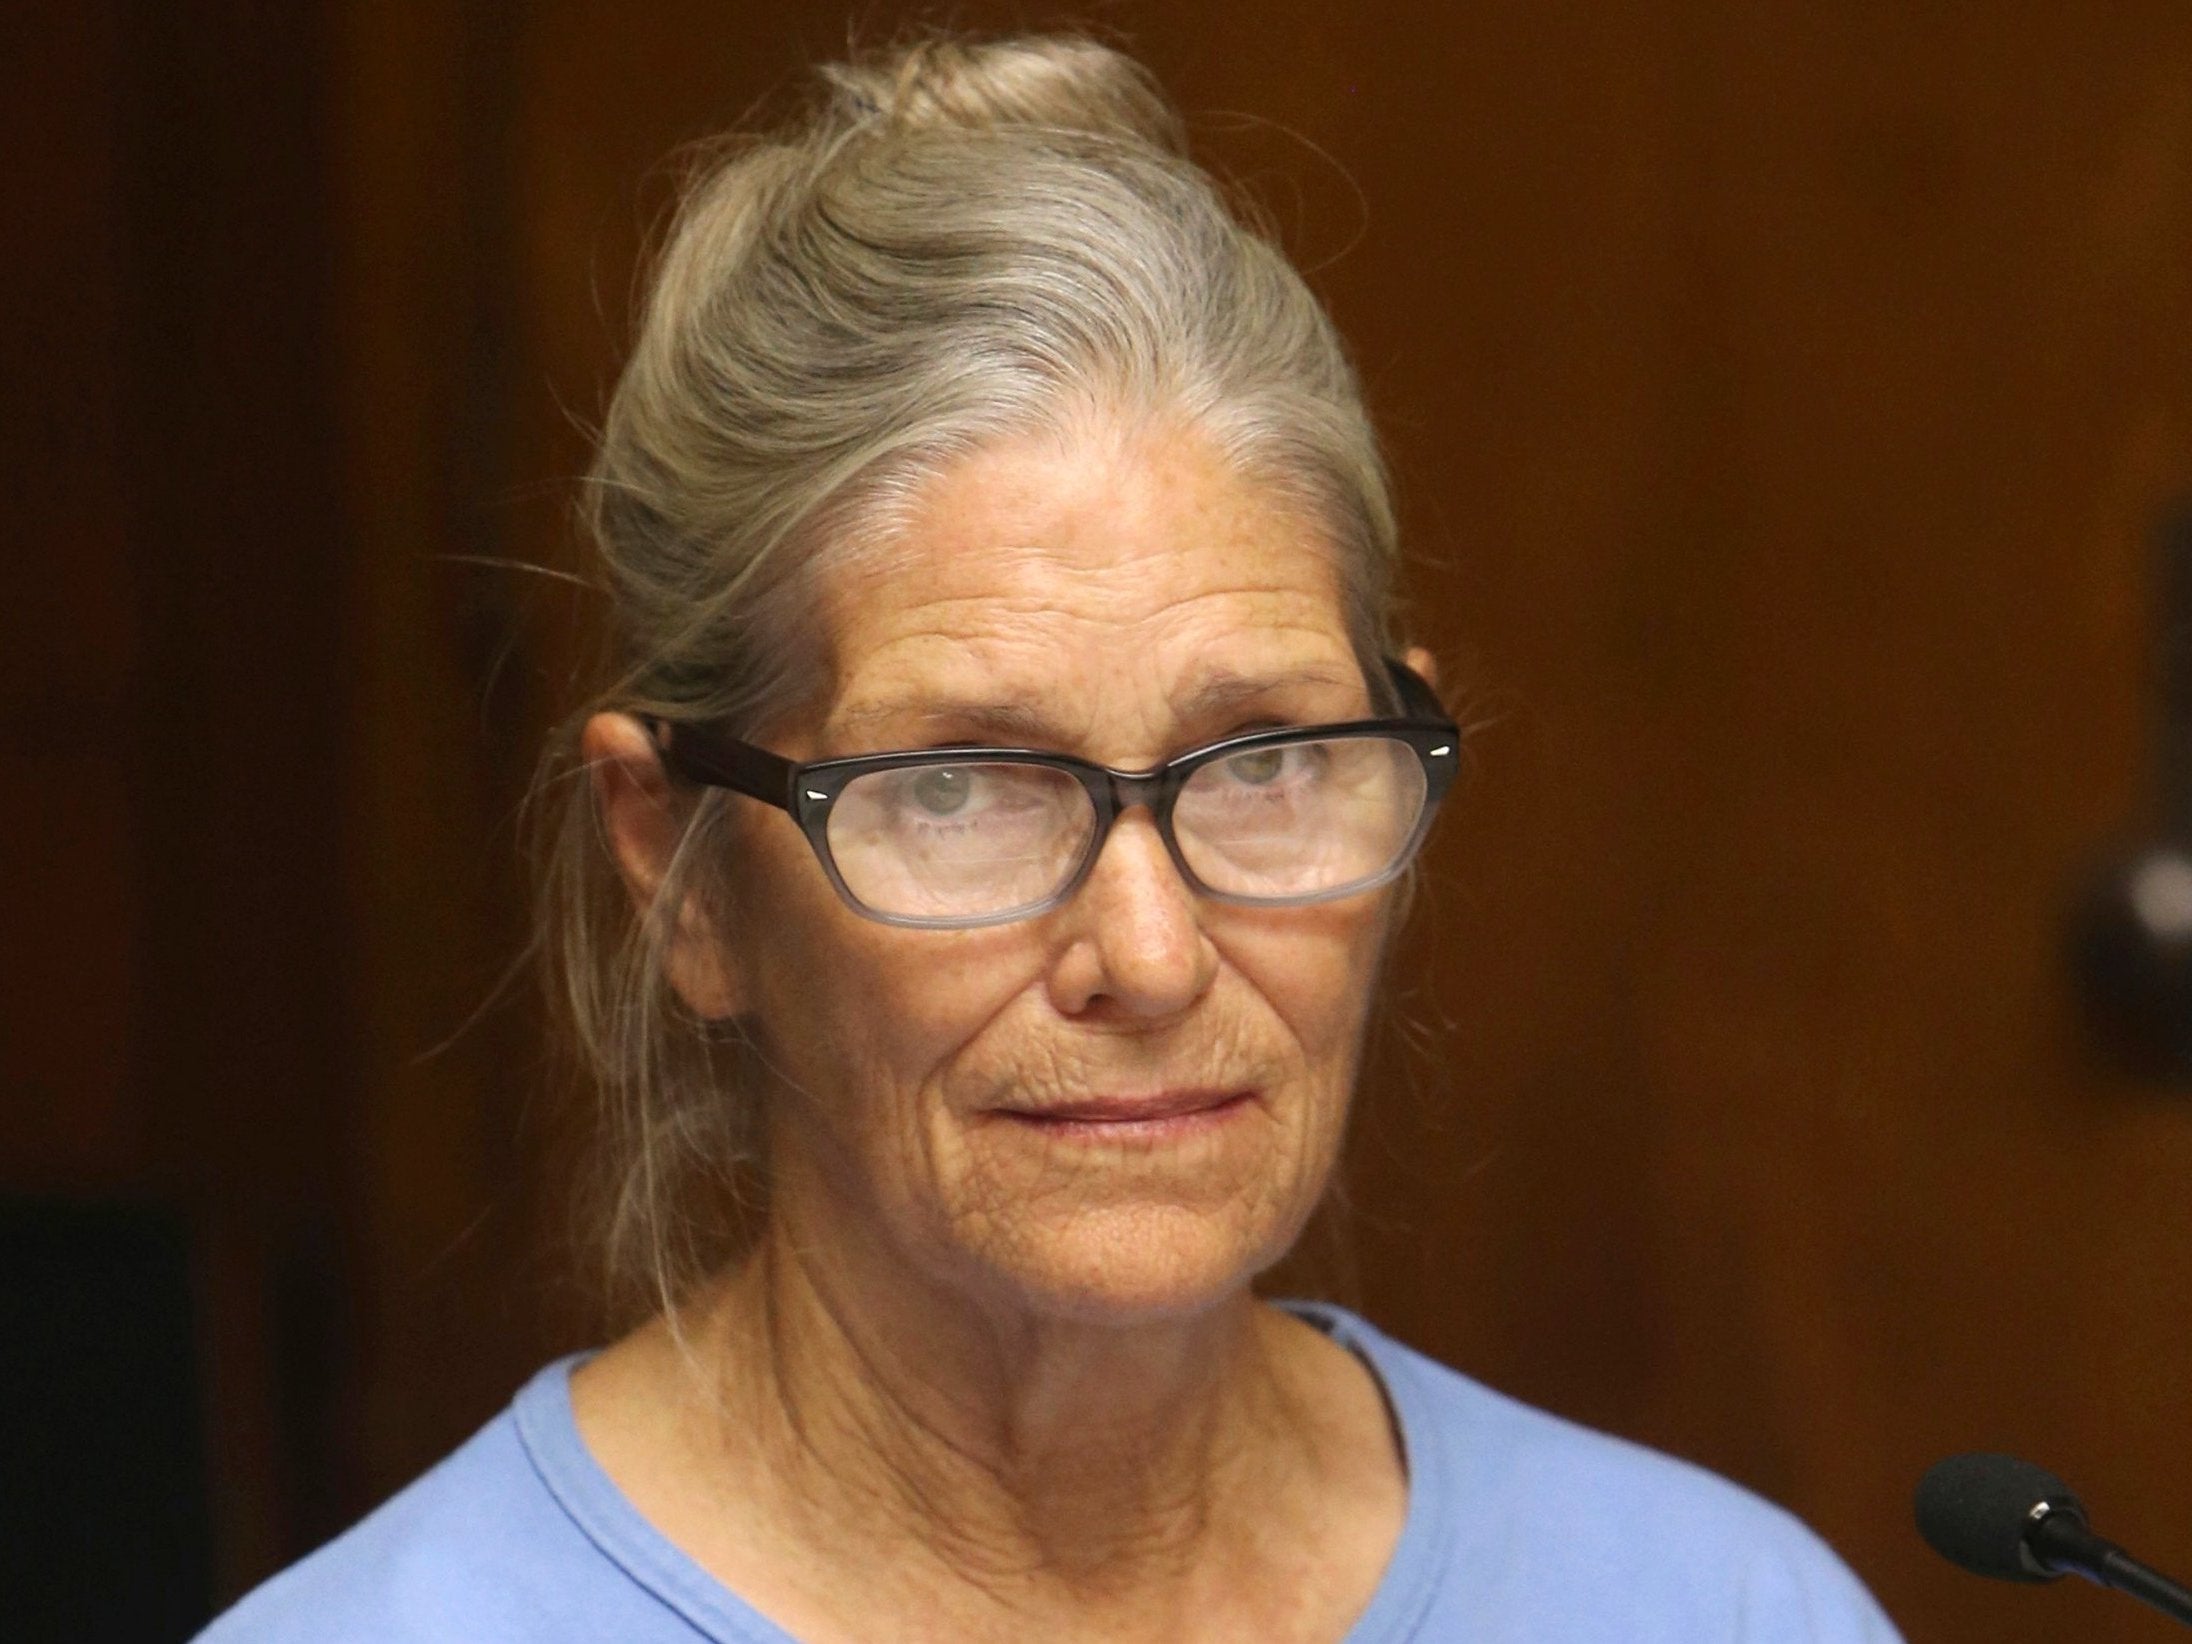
<box><xmin>711</xmin><ymin>423</ymin><xmax>1397</xmax><ymax>1324</ymax></box>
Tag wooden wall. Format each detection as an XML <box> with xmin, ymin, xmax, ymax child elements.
<box><xmin>8</xmin><ymin>1</ymin><xmax>2192</xmax><ymax>1636</ymax></box>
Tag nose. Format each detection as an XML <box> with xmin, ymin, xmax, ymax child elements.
<box><xmin>1044</xmin><ymin>808</ymin><xmax>1217</xmax><ymax>1021</ymax></box>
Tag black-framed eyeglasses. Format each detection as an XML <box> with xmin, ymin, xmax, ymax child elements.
<box><xmin>649</xmin><ymin>657</ymin><xmax>1460</xmax><ymax>930</ymax></box>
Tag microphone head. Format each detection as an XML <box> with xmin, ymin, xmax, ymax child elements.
<box><xmin>1915</xmin><ymin>1452</ymin><xmax>2086</xmax><ymax>1583</ymax></box>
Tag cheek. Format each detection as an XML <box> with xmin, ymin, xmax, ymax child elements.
<box><xmin>726</xmin><ymin>820</ymin><xmax>1034</xmax><ymax>1122</ymax></box>
<box><xmin>1229</xmin><ymin>902</ymin><xmax>1389</xmax><ymax>1082</ymax></box>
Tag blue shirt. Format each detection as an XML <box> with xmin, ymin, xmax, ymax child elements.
<box><xmin>198</xmin><ymin>1305</ymin><xmax>1902</xmax><ymax>1641</ymax></box>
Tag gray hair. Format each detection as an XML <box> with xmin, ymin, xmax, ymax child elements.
<box><xmin>541</xmin><ymin>32</ymin><xmax>1404</xmax><ymax>1323</ymax></box>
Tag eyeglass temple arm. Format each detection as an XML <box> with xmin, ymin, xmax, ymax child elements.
<box><xmin>646</xmin><ymin>719</ymin><xmax>797</xmax><ymax>811</ymax></box>
<box><xmin>1383</xmin><ymin>656</ymin><xmax>1452</xmax><ymax>725</ymax></box>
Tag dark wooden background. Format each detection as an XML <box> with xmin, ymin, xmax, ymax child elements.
<box><xmin>8</xmin><ymin>1</ymin><xmax>2192</xmax><ymax>1637</ymax></box>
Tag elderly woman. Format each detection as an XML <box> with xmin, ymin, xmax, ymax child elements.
<box><xmin>203</xmin><ymin>33</ymin><xmax>1900</xmax><ymax>1644</ymax></box>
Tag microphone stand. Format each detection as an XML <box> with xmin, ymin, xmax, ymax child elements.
<box><xmin>2030</xmin><ymin>1507</ymin><xmax>2192</xmax><ymax>1628</ymax></box>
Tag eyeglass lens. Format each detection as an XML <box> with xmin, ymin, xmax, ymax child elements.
<box><xmin>826</xmin><ymin>761</ymin><xmax>1097</xmax><ymax>921</ymax></box>
<box><xmin>821</xmin><ymin>736</ymin><xmax>1429</xmax><ymax>923</ymax></box>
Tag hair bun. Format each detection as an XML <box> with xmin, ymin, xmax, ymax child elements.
<box><xmin>821</xmin><ymin>34</ymin><xmax>1184</xmax><ymax>153</ymax></box>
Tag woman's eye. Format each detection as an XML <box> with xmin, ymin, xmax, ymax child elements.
<box><xmin>1224</xmin><ymin>747</ymin><xmax>1289</xmax><ymax>785</ymax></box>
<box><xmin>908</xmin><ymin>767</ymin><xmax>973</xmax><ymax>816</ymax></box>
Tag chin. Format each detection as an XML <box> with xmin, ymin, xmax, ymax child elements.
<box><xmin>896</xmin><ymin>1090</ymin><xmax>1340</xmax><ymax>1325</ymax></box>
<box><xmin>958</xmin><ymin>1198</ymin><xmax>1308</xmax><ymax>1327</ymax></box>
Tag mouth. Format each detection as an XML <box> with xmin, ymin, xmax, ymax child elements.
<box><xmin>991</xmin><ymin>1088</ymin><xmax>1258</xmax><ymax>1140</ymax></box>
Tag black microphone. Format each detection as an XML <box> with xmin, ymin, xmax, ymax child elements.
<box><xmin>1915</xmin><ymin>1452</ymin><xmax>2192</xmax><ymax>1628</ymax></box>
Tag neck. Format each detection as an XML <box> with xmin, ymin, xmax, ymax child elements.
<box><xmin>702</xmin><ymin>1203</ymin><xmax>1314</xmax><ymax>1599</ymax></box>
<box><xmin>572</xmin><ymin>1157</ymin><xmax>1408</xmax><ymax>1643</ymax></box>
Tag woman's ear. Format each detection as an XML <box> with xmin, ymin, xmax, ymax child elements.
<box><xmin>581</xmin><ymin>712</ymin><xmax>746</xmax><ymax>1020</ymax></box>
<box><xmin>1401</xmin><ymin>644</ymin><xmax>1439</xmax><ymax>694</ymax></box>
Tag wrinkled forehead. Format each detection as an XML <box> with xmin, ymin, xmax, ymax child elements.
<box><xmin>811</xmin><ymin>428</ymin><xmax>1363</xmax><ymax>754</ymax></box>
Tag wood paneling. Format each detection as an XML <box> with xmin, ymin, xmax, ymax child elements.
<box><xmin>2</xmin><ymin>0</ymin><xmax>366</xmax><ymax>1598</ymax></box>
<box><xmin>1</xmin><ymin>1</ymin><xmax>139</xmax><ymax>1185</ymax></box>
<box><xmin>117</xmin><ymin>0</ymin><xmax>366</xmax><ymax>1594</ymax></box>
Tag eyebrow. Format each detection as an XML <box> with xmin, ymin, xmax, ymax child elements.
<box><xmin>832</xmin><ymin>664</ymin><xmax>1364</xmax><ymax>748</ymax></box>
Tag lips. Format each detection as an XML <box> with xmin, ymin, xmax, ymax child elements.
<box><xmin>994</xmin><ymin>1089</ymin><xmax>1253</xmax><ymax>1126</ymax></box>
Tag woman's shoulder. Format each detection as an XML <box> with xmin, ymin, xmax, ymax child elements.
<box><xmin>1292</xmin><ymin>1305</ymin><xmax>1904</xmax><ymax>1642</ymax></box>
<box><xmin>193</xmin><ymin>1357</ymin><xmax>675</xmax><ymax>1644</ymax></box>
